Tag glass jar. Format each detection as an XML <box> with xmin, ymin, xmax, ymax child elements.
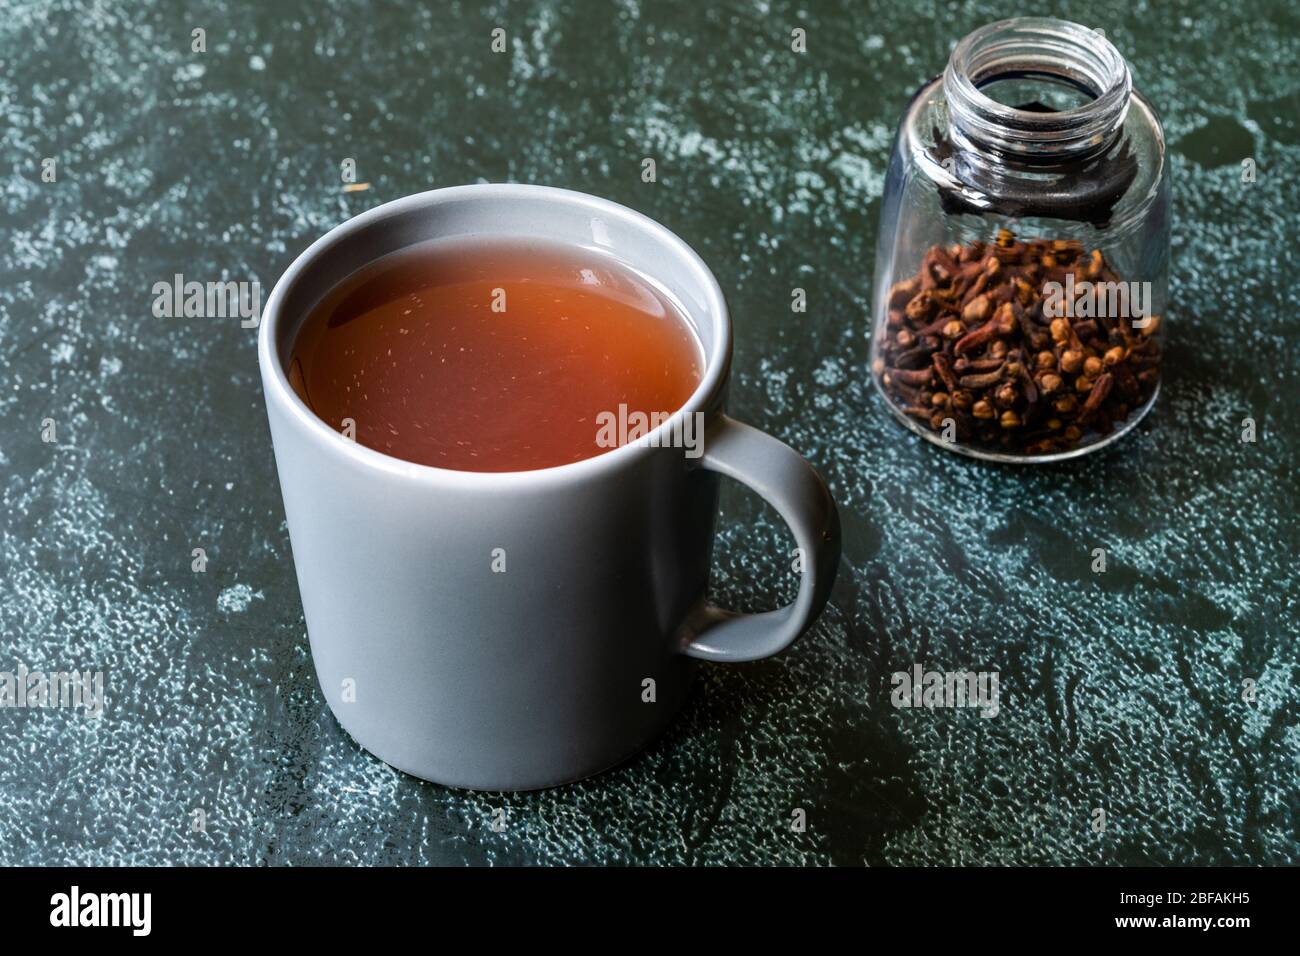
<box><xmin>870</xmin><ymin>17</ymin><xmax>1170</xmax><ymax>462</ymax></box>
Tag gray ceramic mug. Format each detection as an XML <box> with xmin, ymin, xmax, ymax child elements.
<box><xmin>259</xmin><ymin>184</ymin><xmax>840</xmax><ymax>791</ymax></box>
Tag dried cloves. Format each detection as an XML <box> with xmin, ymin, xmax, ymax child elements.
<box><xmin>875</xmin><ymin>234</ymin><xmax>1161</xmax><ymax>455</ymax></box>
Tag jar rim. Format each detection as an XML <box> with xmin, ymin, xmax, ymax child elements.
<box><xmin>944</xmin><ymin>17</ymin><xmax>1132</xmax><ymax>162</ymax></box>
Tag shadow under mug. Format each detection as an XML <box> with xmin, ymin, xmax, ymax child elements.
<box><xmin>258</xmin><ymin>184</ymin><xmax>841</xmax><ymax>791</ymax></box>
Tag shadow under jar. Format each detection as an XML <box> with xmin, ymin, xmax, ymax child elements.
<box><xmin>870</xmin><ymin>17</ymin><xmax>1170</xmax><ymax>462</ymax></box>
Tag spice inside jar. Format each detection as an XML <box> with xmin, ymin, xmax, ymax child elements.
<box><xmin>872</xmin><ymin>230</ymin><xmax>1161</xmax><ymax>458</ymax></box>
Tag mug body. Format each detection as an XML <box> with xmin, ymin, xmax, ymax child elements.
<box><xmin>259</xmin><ymin>185</ymin><xmax>733</xmax><ymax>790</ymax></box>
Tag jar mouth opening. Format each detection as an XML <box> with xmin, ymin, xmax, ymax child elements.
<box><xmin>944</xmin><ymin>17</ymin><xmax>1132</xmax><ymax>161</ymax></box>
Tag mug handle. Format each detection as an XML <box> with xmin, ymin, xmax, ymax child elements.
<box><xmin>682</xmin><ymin>414</ymin><xmax>841</xmax><ymax>663</ymax></box>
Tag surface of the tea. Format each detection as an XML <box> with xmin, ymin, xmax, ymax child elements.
<box><xmin>287</xmin><ymin>237</ymin><xmax>703</xmax><ymax>471</ymax></box>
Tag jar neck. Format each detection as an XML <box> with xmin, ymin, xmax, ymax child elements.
<box><xmin>943</xmin><ymin>18</ymin><xmax>1131</xmax><ymax>165</ymax></box>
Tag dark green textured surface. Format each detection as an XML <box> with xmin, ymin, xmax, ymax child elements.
<box><xmin>1</xmin><ymin>0</ymin><xmax>1297</xmax><ymax>865</ymax></box>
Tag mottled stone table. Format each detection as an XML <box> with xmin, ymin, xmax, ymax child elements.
<box><xmin>1</xmin><ymin>0</ymin><xmax>1296</xmax><ymax>865</ymax></box>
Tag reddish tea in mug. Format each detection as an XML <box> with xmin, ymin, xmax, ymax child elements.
<box><xmin>287</xmin><ymin>237</ymin><xmax>703</xmax><ymax>472</ymax></box>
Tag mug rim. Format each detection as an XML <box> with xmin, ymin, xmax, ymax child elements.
<box><xmin>258</xmin><ymin>183</ymin><xmax>732</xmax><ymax>488</ymax></box>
